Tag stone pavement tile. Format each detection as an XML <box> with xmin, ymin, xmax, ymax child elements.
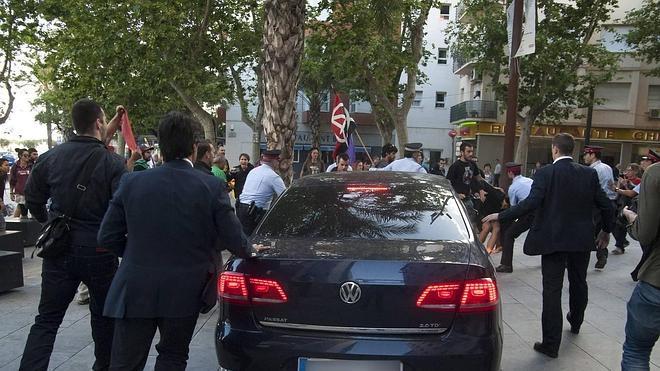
<box><xmin>502</xmin><ymin>303</ymin><xmax>539</xmax><ymax>323</ymax></box>
<box><xmin>501</xmin><ymin>331</ymin><xmax>609</xmax><ymax>371</ymax></box>
<box><xmin>568</xmin><ymin>331</ymin><xmax>626</xmax><ymax>370</ymax></box>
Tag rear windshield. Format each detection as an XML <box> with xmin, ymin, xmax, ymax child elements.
<box><xmin>256</xmin><ymin>183</ymin><xmax>470</xmax><ymax>241</ymax></box>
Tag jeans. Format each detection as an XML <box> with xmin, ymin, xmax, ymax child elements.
<box><xmin>622</xmin><ymin>281</ymin><xmax>660</xmax><ymax>371</ymax></box>
<box><xmin>19</xmin><ymin>246</ymin><xmax>118</xmax><ymax>371</ymax></box>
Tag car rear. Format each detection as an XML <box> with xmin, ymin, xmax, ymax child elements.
<box><xmin>216</xmin><ymin>172</ymin><xmax>502</xmax><ymax>371</ymax></box>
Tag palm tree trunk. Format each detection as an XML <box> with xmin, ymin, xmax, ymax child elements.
<box><xmin>261</xmin><ymin>0</ymin><xmax>305</xmax><ymax>184</ymax></box>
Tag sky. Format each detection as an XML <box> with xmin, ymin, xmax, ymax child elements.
<box><xmin>1</xmin><ymin>80</ymin><xmax>45</xmax><ymax>141</ymax></box>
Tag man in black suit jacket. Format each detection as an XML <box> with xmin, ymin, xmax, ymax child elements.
<box><xmin>483</xmin><ymin>133</ymin><xmax>613</xmax><ymax>358</ymax></box>
<box><xmin>98</xmin><ymin>111</ymin><xmax>259</xmax><ymax>370</ymax></box>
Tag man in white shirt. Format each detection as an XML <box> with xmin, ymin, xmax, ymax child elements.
<box><xmin>583</xmin><ymin>145</ymin><xmax>616</xmax><ymax>269</ymax></box>
<box><xmin>378</xmin><ymin>143</ymin><xmax>427</xmax><ymax>173</ymax></box>
<box><xmin>237</xmin><ymin>150</ymin><xmax>286</xmax><ymax>235</ymax></box>
<box><xmin>493</xmin><ymin>159</ymin><xmax>502</xmax><ymax>186</ymax></box>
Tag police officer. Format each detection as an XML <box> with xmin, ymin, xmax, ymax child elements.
<box><xmin>583</xmin><ymin>145</ymin><xmax>616</xmax><ymax>269</ymax></box>
<box><xmin>378</xmin><ymin>143</ymin><xmax>427</xmax><ymax>173</ymax></box>
<box><xmin>237</xmin><ymin>149</ymin><xmax>286</xmax><ymax>235</ymax></box>
<box><xmin>496</xmin><ymin>163</ymin><xmax>533</xmax><ymax>273</ymax></box>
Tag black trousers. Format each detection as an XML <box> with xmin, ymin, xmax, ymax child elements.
<box><xmin>109</xmin><ymin>315</ymin><xmax>199</xmax><ymax>371</ymax></box>
<box><xmin>19</xmin><ymin>247</ymin><xmax>118</xmax><ymax>371</ymax></box>
<box><xmin>541</xmin><ymin>251</ymin><xmax>591</xmax><ymax>351</ymax></box>
<box><xmin>499</xmin><ymin>214</ymin><xmax>534</xmax><ymax>267</ymax></box>
<box><xmin>494</xmin><ymin>174</ymin><xmax>500</xmax><ymax>187</ymax></box>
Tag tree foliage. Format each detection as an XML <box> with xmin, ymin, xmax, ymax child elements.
<box><xmin>624</xmin><ymin>0</ymin><xmax>660</xmax><ymax>77</ymax></box>
<box><xmin>0</xmin><ymin>0</ymin><xmax>38</xmax><ymax>124</ymax></box>
<box><xmin>30</xmin><ymin>0</ymin><xmax>261</xmax><ymax>141</ymax></box>
<box><xmin>448</xmin><ymin>0</ymin><xmax>620</xmax><ymax>166</ymax></box>
<box><xmin>315</xmin><ymin>0</ymin><xmax>436</xmax><ymax>149</ymax></box>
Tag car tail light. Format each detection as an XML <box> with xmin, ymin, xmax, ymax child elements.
<box><xmin>218</xmin><ymin>272</ymin><xmax>288</xmax><ymax>305</ymax></box>
<box><xmin>417</xmin><ymin>278</ymin><xmax>498</xmax><ymax>313</ymax></box>
<box><xmin>218</xmin><ymin>272</ymin><xmax>249</xmax><ymax>304</ymax></box>
<box><xmin>346</xmin><ymin>184</ymin><xmax>389</xmax><ymax>193</ymax></box>
<box><xmin>248</xmin><ymin>278</ymin><xmax>288</xmax><ymax>304</ymax></box>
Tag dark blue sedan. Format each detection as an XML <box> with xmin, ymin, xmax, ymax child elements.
<box><xmin>216</xmin><ymin>172</ymin><xmax>502</xmax><ymax>371</ymax></box>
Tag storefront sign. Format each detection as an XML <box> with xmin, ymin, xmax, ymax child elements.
<box><xmin>474</xmin><ymin>123</ymin><xmax>660</xmax><ymax>143</ymax></box>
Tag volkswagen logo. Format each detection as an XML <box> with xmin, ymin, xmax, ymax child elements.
<box><xmin>339</xmin><ymin>282</ymin><xmax>362</xmax><ymax>304</ymax></box>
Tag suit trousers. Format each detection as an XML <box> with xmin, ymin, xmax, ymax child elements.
<box><xmin>499</xmin><ymin>214</ymin><xmax>534</xmax><ymax>267</ymax></box>
<box><xmin>109</xmin><ymin>315</ymin><xmax>199</xmax><ymax>371</ymax></box>
<box><xmin>541</xmin><ymin>251</ymin><xmax>591</xmax><ymax>351</ymax></box>
<box><xmin>19</xmin><ymin>247</ymin><xmax>118</xmax><ymax>371</ymax></box>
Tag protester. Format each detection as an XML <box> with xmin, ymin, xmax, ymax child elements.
<box><xmin>483</xmin><ymin>163</ymin><xmax>494</xmax><ymax>184</ymax></box>
<box><xmin>9</xmin><ymin>148</ymin><xmax>32</xmax><ymax>218</ymax></box>
<box><xmin>354</xmin><ymin>160</ymin><xmax>365</xmax><ymax>171</ymax></box>
<box><xmin>212</xmin><ymin>156</ymin><xmax>229</xmax><ymax>182</ymax></box>
<box><xmin>326</xmin><ymin>143</ymin><xmax>353</xmax><ymax>172</ymax></box>
<box><xmin>0</xmin><ymin>158</ymin><xmax>9</xmax><ymax>230</ymax></box>
<box><xmin>483</xmin><ymin>133</ymin><xmax>613</xmax><ymax>359</ymax></box>
<box><xmin>377</xmin><ymin>143</ymin><xmax>427</xmax><ymax>173</ymax></box>
<box><xmin>620</xmin><ymin>161</ymin><xmax>659</xmax><ymax>370</ymax></box>
<box><xmin>493</xmin><ymin>163</ymin><xmax>533</xmax><ymax>273</ymax></box>
<box><xmin>375</xmin><ymin>143</ymin><xmax>398</xmax><ymax>168</ymax></box>
<box><xmin>331</xmin><ymin>153</ymin><xmax>350</xmax><ymax>172</ymax></box>
<box><xmin>300</xmin><ymin>147</ymin><xmax>325</xmax><ymax>177</ymax></box>
<box><xmin>27</xmin><ymin>147</ymin><xmax>39</xmax><ymax>166</ymax></box>
<box><xmin>193</xmin><ymin>142</ymin><xmax>215</xmax><ymax>176</ymax></box>
<box><xmin>20</xmin><ymin>99</ymin><xmax>127</xmax><ymax>371</ymax></box>
<box><xmin>583</xmin><ymin>145</ymin><xmax>618</xmax><ymax>270</ymax></box>
<box><xmin>228</xmin><ymin>153</ymin><xmax>254</xmax><ymax>202</ymax></box>
<box><xmin>446</xmin><ymin>143</ymin><xmax>482</xmax><ymax>218</ymax></box>
<box><xmin>130</xmin><ymin>144</ymin><xmax>154</xmax><ymax>172</ymax></box>
<box><xmin>98</xmin><ymin>111</ymin><xmax>258</xmax><ymax>371</ymax></box>
<box><xmin>493</xmin><ymin>158</ymin><xmax>502</xmax><ymax>186</ymax></box>
<box><xmin>610</xmin><ymin>163</ymin><xmax>642</xmax><ymax>255</ymax></box>
<box><xmin>237</xmin><ymin>150</ymin><xmax>286</xmax><ymax>235</ymax></box>
<box><xmin>477</xmin><ymin>179</ymin><xmax>505</xmax><ymax>254</ymax></box>
<box><xmin>430</xmin><ymin>158</ymin><xmax>447</xmax><ymax>176</ymax></box>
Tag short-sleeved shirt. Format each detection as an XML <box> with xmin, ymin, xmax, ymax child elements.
<box><xmin>446</xmin><ymin>159</ymin><xmax>481</xmax><ymax>196</ymax></box>
<box><xmin>380</xmin><ymin>158</ymin><xmax>427</xmax><ymax>173</ymax></box>
<box><xmin>239</xmin><ymin>163</ymin><xmax>286</xmax><ymax>209</ymax></box>
<box><xmin>508</xmin><ymin>175</ymin><xmax>533</xmax><ymax>206</ymax></box>
<box><xmin>590</xmin><ymin>160</ymin><xmax>617</xmax><ymax>200</ymax></box>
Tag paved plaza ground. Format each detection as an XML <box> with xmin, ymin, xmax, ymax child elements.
<box><xmin>0</xmin><ymin>237</ymin><xmax>658</xmax><ymax>371</ymax></box>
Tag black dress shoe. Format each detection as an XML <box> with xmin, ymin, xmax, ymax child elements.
<box><xmin>566</xmin><ymin>312</ymin><xmax>580</xmax><ymax>334</ymax></box>
<box><xmin>533</xmin><ymin>342</ymin><xmax>558</xmax><ymax>358</ymax></box>
<box><xmin>496</xmin><ymin>265</ymin><xmax>513</xmax><ymax>273</ymax></box>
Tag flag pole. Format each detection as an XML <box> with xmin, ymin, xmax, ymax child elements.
<box><xmin>353</xmin><ymin>128</ymin><xmax>374</xmax><ymax>165</ymax></box>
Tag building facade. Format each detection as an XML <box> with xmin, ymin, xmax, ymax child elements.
<box><xmin>450</xmin><ymin>0</ymin><xmax>660</xmax><ymax>172</ymax></box>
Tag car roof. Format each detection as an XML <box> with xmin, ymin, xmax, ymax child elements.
<box><xmin>292</xmin><ymin>171</ymin><xmax>453</xmax><ymax>190</ymax></box>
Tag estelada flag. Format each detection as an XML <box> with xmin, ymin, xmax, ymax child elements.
<box><xmin>330</xmin><ymin>94</ymin><xmax>347</xmax><ymax>144</ymax></box>
<box><xmin>121</xmin><ymin>111</ymin><xmax>138</xmax><ymax>151</ymax></box>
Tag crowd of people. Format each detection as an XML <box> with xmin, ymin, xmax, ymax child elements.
<box><xmin>0</xmin><ymin>98</ymin><xmax>658</xmax><ymax>370</ymax></box>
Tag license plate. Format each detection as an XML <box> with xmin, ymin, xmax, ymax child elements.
<box><xmin>298</xmin><ymin>358</ymin><xmax>402</xmax><ymax>371</ymax></box>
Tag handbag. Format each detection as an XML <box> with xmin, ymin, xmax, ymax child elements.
<box><xmin>33</xmin><ymin>150</ymin><xmax>104</xmax><ymax>258</ymax></box>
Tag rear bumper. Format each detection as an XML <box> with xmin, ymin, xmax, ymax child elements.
<box><xmin>215</xmin><ymin>320</ymin><xmax>502</xmax><ymax>371</ymax></box>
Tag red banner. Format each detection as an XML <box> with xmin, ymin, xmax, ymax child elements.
<box><xmin>121</xmin><ymin>111</ymin><xmax>138</xmax><ymax>151</ymax></box>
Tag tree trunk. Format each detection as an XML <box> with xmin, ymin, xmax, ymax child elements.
<box><xmin>169</xmin><ymin>81</ymin><xmax>216</xmax><ymax>141</ymax></box>
<box><xmin>394</xmin><ymin>111</ymin><xmax>409</xmax><ymax>153</ymax></box>
<box><xmin>308</xmin><ymin>94</ymin><xmax>322</xmax><ymax>149</ymax></box>
<box><xmin>46</xmin><ymin>122</ymin><xmax>53</xmax><ymax>149</ymax></box>
<box><xmin>261</xmin><ymin>0</ymin><xmax>305</xmax><ymax>185</ymax></box>
<box><xmin>514</xmin><ymin>117</ymin><xmax>533</xmax><ymax>174</ymax></box>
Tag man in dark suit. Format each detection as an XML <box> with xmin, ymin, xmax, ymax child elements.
<box><xmin>483</xmin><ymin>133</ymin><xmax>613</xmax><ymax>359</ymax></box>
<box><xmin>98</xmin><ymin>111</ymin><xmax>259</xmax><ymax>370</ymax></box>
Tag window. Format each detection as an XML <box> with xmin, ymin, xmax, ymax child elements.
<box><xmin>255</xmin><ymin>183</ymin><xmax>470</xmax><ymax>241</ymax></box>
<box><xmin>413</xmin><ymin>90</ymin><xmax>423</xmax><ymax>107</ymax></box>
<box><xmin>648</xmin><ymin>85</ymin><xmax>660</xmax><ymax>110</ymax></box>
<box><xmin>435</xmin><ymin>92</ymin><xmax>446</xmax><ymax>108</ymax></box>
<box><xmin>594</xmin><ymin>83</ymin><xmax>631</xmax><ymax>110</ymax></box>
<box><xmin>437</xmin><ymin>48</ymin><xmax>448</xmax><ymax>64</ymax></box>
<box><xmin>439</xmin><ymin>4</ymin><xmax>451</xmax><ymax>19</ymax></box>
<box><xmin>320</xmin><ymin>92</ymin><xmax>330</xmax><ymax>112</ymax></box>
<box><xmin>601</xmin><ymin>26</ymin><xmax>633</xmax><ymax>53</ymax></box>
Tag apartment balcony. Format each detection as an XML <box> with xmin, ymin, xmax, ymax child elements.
<box><xmin>450</xmin><ymin>100</ymin><xmax>498</xmax><ymax>123</ymax></box>
<box><xmin>452</xmin><ymin>54</ymin><xmax>475</xmax><ymax>75</ymax></box>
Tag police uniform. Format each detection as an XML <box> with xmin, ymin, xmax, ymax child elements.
<box><xmin>380</xmin><ymin>143</ymin><xmax>427</xmax><ymax>173</ymax></box>
<box><xmin>497</xmin><ymin>163</ymin><xmax>534</xmax><ymax>272</ymax></box>
<box><xmin>237</xmin><ymin>150</ymin><xmax>286</xmax><ymax>235</ymax></box>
